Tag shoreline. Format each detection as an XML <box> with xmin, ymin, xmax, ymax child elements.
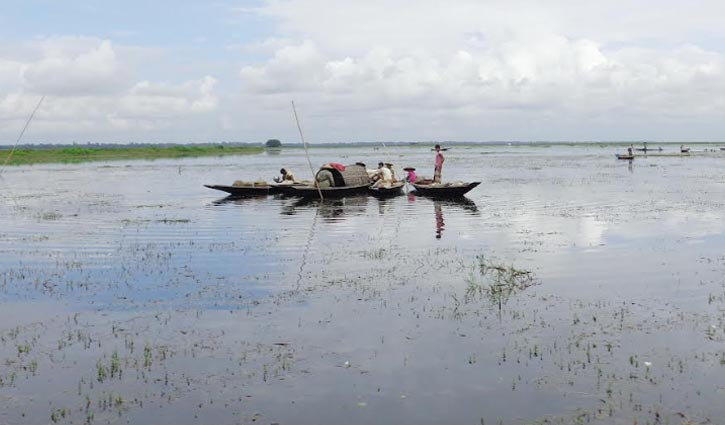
<box><xmin>0</xmin><ymin>145</ymin><xmax>265</xmax><ymax>166</ymax></box>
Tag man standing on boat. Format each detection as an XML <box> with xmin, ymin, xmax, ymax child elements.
<box><xmin>433</xmin><ymin>144</ymin><xmax>445</xmax><ymax>183</ymax></box>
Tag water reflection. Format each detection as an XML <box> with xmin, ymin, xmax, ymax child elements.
<box><xmin>403</xmin><ymin>196</ymin><xmax>479</xmax><ymax>239</ymax></box>
<box><xmin>280</xmin><ymin>196</ymin><xmax>369</xmax><ymax>220</ymax></box>
<box><xmin>211</xmin><ymin>195</ymin><xmax>269</xmax><ymax>206</ymax></box>
<box><xmin>435</xmin><ymin>201</ymin><xmax>445</xmax><ymax>239</ymax></box>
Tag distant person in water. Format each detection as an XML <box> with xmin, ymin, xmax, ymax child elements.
<box><xmin>433</xmin><ymin>144</ymin><xmax>445</xmax><ymax>183</ymax></box>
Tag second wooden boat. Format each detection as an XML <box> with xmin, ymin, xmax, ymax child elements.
<box><xmin>411</xmin><ymin>182</ymin><xmax>480</xmax><ymax>197</ymax></box>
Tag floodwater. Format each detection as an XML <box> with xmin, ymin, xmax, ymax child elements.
<box><xmin>1</xmin><ymin>143</ymin><xmax>725</xmax><ymax>424</ymax></box>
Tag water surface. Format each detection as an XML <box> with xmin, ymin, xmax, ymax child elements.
<box><xmin>1</xmin><ymin>144</ymin><xmax>724</xmax><ymax>424</ymax></box>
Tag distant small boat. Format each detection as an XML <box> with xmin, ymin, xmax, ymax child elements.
<box><xmin>368</xmin><ymin>181</ymin><xmax>405</xmax><ymax>197</ymax></box>
<box><xmin>680</xmin><ymin>148</ymin><xmax>690</xmax><ymax>153</ymax></box>
<box><xmin>411</xmin><ymin>182</ymin><xmax>480</xmax><ymax>197</ymax></box>
<box><xmin>720</xmin><ymin>147</ymin><xmax>725</xmax><ymax>151</ymax></box>
<box><xmin>615</xmin><ymin>154</ymin><xmax>634</xmax><ymax>160</ymax></box>
<box><xmin>635</xmin><ymin>147</ymin><xmax>663</xmax><ymax>152</ymax></box>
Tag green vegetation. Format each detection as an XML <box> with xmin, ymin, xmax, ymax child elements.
<box><xmin>1</xmin><ymin>144</ymin><xmax>264</xmax><ymax>166</ymax></box>
<box><xmin>265</xmin><ymin>139</ymin><xmax>282</xmax><ymax>148</ymax></box>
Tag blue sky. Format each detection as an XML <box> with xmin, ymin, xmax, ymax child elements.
<box><xmin>2</xmin><ymin>0</ymin><xmax>725</xmax><ymax>144</ymax></box>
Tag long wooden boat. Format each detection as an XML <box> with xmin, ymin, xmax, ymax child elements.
<box><xmin>368</xmin><ymin>181</ymin><xmax>405</xmax><ymax>198</ymax></box>
<box><xmin>285</xmin><ymin>183</ymin><xmax>371</xmax><ymax>198</ymax></box>
<box><xmin>635</xmin><ymin>147</ymin><xmax>663</xmax><ymax>152</ymax></box>
<box><xmin>204</xmin><ymin>184</ymin><xmax>277</xmax><ymax>196</ymax></box>
<box><xmin>411</xmin><ymin>182</ymin><xmax>480</xmax><ymax>197</ymax></box>
<box><xmin>615</xmin><ymin>154</ymin><xmax>634</xmax><ymax>160</ymax></box>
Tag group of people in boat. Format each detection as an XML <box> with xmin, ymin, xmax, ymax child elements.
<box><xmin>272</xmin><ymin>143</ymin><xmax>447</xmax><ymax>188</ymax></box>
<box><xmin>370</xmin><ymin>143</ymin><xmax>445</xmax><ymax>187</ymax></box>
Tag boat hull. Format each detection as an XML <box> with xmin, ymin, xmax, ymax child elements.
<box><xmin>368</xmin><ymin>182</ymin><xmax>405</xmax><ymax>198</ymax></box>
<box><xmin>204</xmin><ymin>184</ymin><xmax>277</xmax><ymax>196</ymax></box>
<box><xmin>411</xmin><ymin>182</ymin><xmax>480</xmax><ymax>198</ymax></box>
<box><xmin>615</xmin><ymin>154</ymin><xmax>634</xmax><ymax>160</ymax></box>
<box><xmin>286</xmin><ymin>184</ymin><xmax>371</xmax><ymax>198</ymax></box>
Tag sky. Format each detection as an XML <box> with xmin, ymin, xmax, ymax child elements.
<box><xmin>2</xmin><ymin>0</ymin><xmax>725</xmax><ymax>145</ymax></box>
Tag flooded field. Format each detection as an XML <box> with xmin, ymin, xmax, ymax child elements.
<box><xmin>1</xmin><ymin>144</ymin><xmax>725</xmax><ymax>424</ymax></box>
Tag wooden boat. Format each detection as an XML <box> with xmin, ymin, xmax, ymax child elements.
<box><xmin>368</xmin><ymin>181</ymin><xmax>405</xmax><ymax>197</ymax></box>
<box><xmin>720</xmin><ymin>147</ymin><xmax>725</xmax><ymax>151</ymax></box>
<box><xmin>288</xmin><ymin>163</ymin><xmax>371</xmax><ymax>198</ymax></box>
<box><xmin>204</xmin><ymin>184</ymin><xmax>277</xmax><ymax>196</ymax></box>
<box><xmin>411</xmin><ymin>182</ymin><xmax>480</xmax><ymax>197</ymax></box>
<box><xmin>635</xmin><ymin>147</ymin><xmax>663</xmax><ymax>152</ymax></box>
<box><xmin>615</xmin><ymin>154</ymin><xmax>634</xmax><ymax>160</ymax></box>
<box><xmin>204</xmin><ymin>181</ymin><xmax>311</xmax><ymax>197</ymax></box>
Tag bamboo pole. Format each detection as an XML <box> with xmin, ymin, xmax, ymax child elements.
<box><xmin>291</xmin><ymin>101</ymin><xmax>323</xmax><ymax>201</ymax></box>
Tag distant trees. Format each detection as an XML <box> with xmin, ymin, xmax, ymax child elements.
<box><xmin>265</xmin><ymin>139</ymin><xmax>282</xmax><ymax>148</ymax></box>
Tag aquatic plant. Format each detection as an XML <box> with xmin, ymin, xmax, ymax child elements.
<box><xmin>464</xmin><ymin>255</ymin><xmax>539</xmax><ymax>311</ymax></box>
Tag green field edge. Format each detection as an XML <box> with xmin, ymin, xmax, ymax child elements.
<box><xmin>0</xmin><ymin>146</ymin><xmax>265</xmax><ymax>166</ymax></box>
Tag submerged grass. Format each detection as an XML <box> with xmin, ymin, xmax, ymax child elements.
<box><xmin>1</xmin><ymin>145</ymin><xmax>264</xmax><ymax>166</ymax></box>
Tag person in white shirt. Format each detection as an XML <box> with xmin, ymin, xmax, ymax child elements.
<box><xmin>372</xmin><ymin>162</ymin><xmax>392</xmax><ymax>188</ymax></box>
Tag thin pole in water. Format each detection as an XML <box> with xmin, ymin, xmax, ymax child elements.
<box><xmin>291</xmin><ymin>101</ymin><xmax>323</xmax><ymax>201</ymax></box>
<box><xmin>1</xmin><ymin>95</ymin><xmax>45</xmax><ymax>175</ymax></box>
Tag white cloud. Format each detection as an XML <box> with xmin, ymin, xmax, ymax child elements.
<box><xmin>0</xmin><ymin>37</ymin><xmax>219</xmax><ymax>141</ymax></box>
<box><xmin>233</xmin><ymin>1</ymin><xmax>725</xmax><ymax>141</ymax></box>
<box><xmin>22</xmin><ymin>39</ymin><xmax>126</xmax><ymax>96</ymax></box>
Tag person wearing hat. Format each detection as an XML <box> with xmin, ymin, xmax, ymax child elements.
<box><xmin>384</xmin><ymin>162</ymin><xmax>397</xmax><ymax>182</ymax></box>
<box><xmin>433</xmin><ymin>144</ymin><xmax>445</xmax><ymax>183</ymax></box>
<box><xmin>403</xmin><ymin>167</ymin><xmax>417</xmax><ymax>183</ymax></box>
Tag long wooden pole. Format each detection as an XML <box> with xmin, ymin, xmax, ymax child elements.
<box><xmin>291</xmin><ymin>101</ymin><xmax>323</xmax><ymax>201</ymax></box>
<box><xmin>1</xmin><ymin>95</ymin><xmax>45</xmax><ymax>174</ymax></box>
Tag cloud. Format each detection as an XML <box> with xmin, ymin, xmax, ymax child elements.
<box><xmin>233</xmin><ymin>1</ymin><xmax>725</xmax><ymax>140</ymax></box>
<box><xmin>21</xmin><ymin>38</ymin><xmax>127</xmax><ymax>96</ymax></box>
<box><xmin>0</xmin><ymin>37</ymin><xmax>219</xmax><ymax>141</ymax></box>
<box><xmin>110</xmin><ymin>76</ymin><xmax>219</xmax><ymax>128</ymax></box>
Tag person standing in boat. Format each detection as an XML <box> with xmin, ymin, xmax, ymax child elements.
<box><xmin>627</xmin><ymin>144</ymin><xmax>633</xmax><ymax>156</ymax></box>
<box><xmin>433</xmin><ymin>144</ymin><xmax>445</xmax><ymax>183</ymax></box>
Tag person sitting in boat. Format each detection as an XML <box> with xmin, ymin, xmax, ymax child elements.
<box><xmin>372</xmin><ymin>162</ymin><xmax>393</xmax><ymax>188</ymax></box>
<box><xmin>316</xmin><ymin>168</ymin><xmax>336</xmax><ymax>188</ymax></box>
<box><xmin>384</xmin><ymin>163</ymin><xmax>397</xmax><ymax>182</ymax></box>
<box><xmin>404</xmin><ymin>167</ymin><xmax>417</xmax><ymax>183</ymax></box>
<box><xmin>274</xmin><ymin>168</ymin><xmax>298</xmax><ymax>184</ymax></box>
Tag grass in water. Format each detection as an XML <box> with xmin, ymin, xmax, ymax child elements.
<box><xmin>1</xmin><ymin>145</ymin><xmax>264</xmax><ymax>166</ymax></box>
<box><xmin>464</xmin><ymin>255</ymin><xmax>539</xmax><ymax>311</ymax></box>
